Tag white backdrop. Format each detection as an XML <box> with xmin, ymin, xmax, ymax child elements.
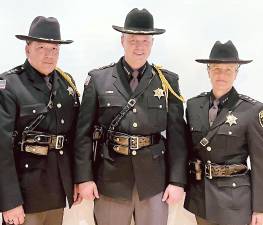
<box><xmin>1</xmin><ymin>0</ymin><xmax>263</xmax><ymax>224</ymax></box>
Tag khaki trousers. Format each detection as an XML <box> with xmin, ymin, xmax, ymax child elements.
<box><xmin>3</xmin><ymin>208</ymin><xmax>63</xmax><ymax>225</ymax></box>
<box><xmin>94</xmin><ymin>187</ymin><xmax>168</xmax><ymax>225</ymax></box>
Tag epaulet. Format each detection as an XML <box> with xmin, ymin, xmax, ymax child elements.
<box><xmin>6</xmin><ymin>65</ymin><xmax>24</xmax><ymax>75</ymax></box>
<box><xmin>239</xmin><ymin>94</ymin><xmax>258</xmax><ymax>104</ymax></box>
<box><xmin>98</xmin><ymin>63</ymin><xmax>115</xmax><ymax>70</ymax></box>
<box><xmin>198</xmin><ymin>92</ymin><xmax>209</xmax><ymax>97</ymax></box>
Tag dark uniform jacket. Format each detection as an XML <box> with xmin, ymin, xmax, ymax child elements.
<box><xmin>184</xmin><ymin>88</ymin><xmax>263</xmax><ymax>225</ymax></box>
<box><xmin>0</xmin><ymin>60</ymin><xmax>79</xmax><ymax>213</ymax></box>
<box><xmin>74</xmin><ymin>58</ymin><xmax>188</xmax><ymax>201</ymax></box>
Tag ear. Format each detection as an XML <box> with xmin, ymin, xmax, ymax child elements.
<box><xmin>121</xmin><ymin>34</ymin><xmax>124</xmax><ymax>47</ymax></box>
<box><xmin>25</xmin><ymin>44</ymin><xmax>30</xmax><ymax>58</ymax></box>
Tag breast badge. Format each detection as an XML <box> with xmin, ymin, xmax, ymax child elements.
<box><xmin>225</xmin><ymin>113</ymin><xmax>238</xmax><ymax>126</ymax></box>
<box><xmin>67</xmin><ymin>86</ymin><xmax>74</xmax><ymax>96</ymax></box>
<box><xmin>153</xmin><ymin>88</ymin><xmax>164</xmax><ymax>100</ymax></box>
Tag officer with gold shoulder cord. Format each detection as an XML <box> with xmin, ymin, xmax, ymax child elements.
<box><xmin>0</xmin><ymin>16</ymin><xmax>80</xmax><ymax>225</ymax></box>
<box><xmin>74</xmin><ymin>8</ymin><xmax>188</xmax><ymax>225</ymax></box>
<box><xmin>184</xmin><ymin>41</ymin><xmax>263</xmax><ymax>225</ymax></box>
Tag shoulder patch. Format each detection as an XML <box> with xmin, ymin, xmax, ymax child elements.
<box><xmin>6</xmin><ymin>65</ymin><xmax>24</xmax><ymax>75</ymax></box>
<box><xmin>98</xmin><ymin>63</ymin><xmax>115</xmax><ymax>70</ymax></box>
<box><xmin>85</xmin><ymin>75</ymin><xmax>91</xmax><ymax>86</ymax></box>
<box><xmin>0</xmin><ymin>79</ymin><xmax>6</xmax><ymax>89</ymax></box>
<box><xmin>259</xmin><ymin>111</ymin><xmax>263</xmax><ymax>127</ymax></box>
<box><xmin>239</xmin><ymin>94</ymin><xmax>258</xmax><ymax>104</ymax></box>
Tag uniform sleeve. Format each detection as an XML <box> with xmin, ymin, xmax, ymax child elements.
<box><xmin>73</xmin><ymin>75</ymin><xmax>97</xmax><ymax>183</ymax></box>
<box><xmin>0</xmin><ymin>79</ymin><xmax>23</xmax><ymax>211</ymax></box>
<box><xmin>166</xmin><ymin>75</ymin><xmax>188</xmax><ymax>185</ymax></box>
<box><xmin>248</xmin><ymin>104</ymin><xmax>263</xmax><ymax>212</ymax></box>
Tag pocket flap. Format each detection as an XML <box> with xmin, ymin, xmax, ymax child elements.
<box><xmin>98</xmin><ymin>95</ymin><xmax>125</xmax><ymax>107</ymax></box>
<box><xmin>216</xmin><ymin>175</ymin><xmax>250</xmax><ymax>188</ymax></box>
<box><xmin>18</xmin><ymin>152</ymin><xmax>47</xmax><ymax>171</ymax></box>
<box><xmin>147</xmin><ymin>96</ymin><xmax>165</xmax><ymax>110</ymax></box>
<box><xmin>20</xmin><ymin>103</ymin><xmax>47</xmax><ymax>117</ymax></box>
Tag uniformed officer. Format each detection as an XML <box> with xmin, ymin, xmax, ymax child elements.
<box><xmin>74</xmin><ymin>8</ymin><xmax>188</xmax><ymax>225</ymax></box>
<box><xmin>184</xmin><ymin>40</ymin><xmax>263</xmax><ymax>225</ymax></box>
<box><xmin>0</xmin><ymin>16</ymin><xmax>80</xmax><ymax>225</ymax></box>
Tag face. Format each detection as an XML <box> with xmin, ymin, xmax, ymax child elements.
<box><xmin>26</xmin><ymin>41</ymin><xmax>60</xmax><ymax>75</ymax></box>
<box><xmin>121</xmin><ymin>34</ymin><xmax>153</xmax><ymax>69</ymax></box>
<box><xmin>208</xmin><ymin>63</ymin><xmax>239</xmax><ymax>95</ymax></box>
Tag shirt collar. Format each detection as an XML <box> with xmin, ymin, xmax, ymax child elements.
<box><xmin>121</xmin><ymin>57</ymin><xmax>147</xmax><ymax>79</ymax></box>
<box><xmin>210</xmin><ymin>87</ymin><xmax>235</xmax><ymax>108</ymax></box>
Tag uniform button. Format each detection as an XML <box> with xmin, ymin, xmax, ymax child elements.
<box><xmin>206</xmin><ymin>146</ymin><xmax>212</xmax><ymax>152</ymax></box>
<box><xmin>25</xmin><ymin>164</ymin><xmax>29</xmax><ymax>168</ymax></box>
<box><xmin>57</xmin><ymin>103</ymin><xmax>62</xmax><ymax>108</ymax></box>
<box><xmin>32</xmin><ymin>109</ymin><xmax>36</xmax><ymax>114</ymax></box>
<box><xmin>159</xmin><ymin>105</ymin><xmax>163</xmax><ymax>109</ymax></box>
<box><xmin>232</xmin><ymin>182</ymin><xmax>237</xmax><ymax>187</ymax></box>
<box><xmin>107</xmin><ymin>103</ymin><xmax>111</xmax><ymax>107</ymax></box>
<box><xmin>59</xmin><ymin>150</ymin><xmax>64</xmax><ymax>155</ymax></box>
<box><xmin>207</xmin><ymin>160</ymin><xmax>211</xmax><ymax>164</ymax></box>
<box><xmin>191</xmin><ymin>127</ymin><xmax>194</xmax><ymax>131</ymax></box>
<box><xmin>132</xmin><ymin>150</ymin><xmax>137</xmax><ymax>156</ymax></box>
<box><xmin>161</xmin><ymin>150</ymin><xmax>165</xmax><ymax>154</ymax></box>
<box><xmin>61</xmin><ymin>119</ymin><xmax>65</xmax><ymax>124</ymax></box>
<box><xmin>37</xmin><ymin>137</ymin><xmax>41</xmax><ymax>141</ymax></box>
<box><xmin>228</xmin><ymin>131</ymin><xmax>232</xmax><ymax>135</ymax></box>
<box><xmin>133</xmin><ymin>108</ymin><xmax>137</xmax><ymax>113</ymax></box>
<box><xmin>133</xmin><ymin>122</ymin><xmax>138</xmax><ymax>128</ymax></box>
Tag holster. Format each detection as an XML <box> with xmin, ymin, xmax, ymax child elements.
<box><xmin>92</xmin><ymin>125</ymin><xmax>105</xmax><ymax>161</ymax></box>
<box><xmin>21</xmin><ymin>131</ymin><xmax>49</xmax><ymax>155</ymax></box>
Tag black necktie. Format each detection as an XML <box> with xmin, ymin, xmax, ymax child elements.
<box><xmin>209</xmin><ymin>99</ymin><xmax>219</xmax><ymax>126</ymax></box>
<box><xmin>130</xmin><ymin>70</ymin><xmax>139</xmax><ymax>92</ymax></box>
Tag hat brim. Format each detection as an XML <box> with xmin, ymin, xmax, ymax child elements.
<box><xmin>112</xmin><ymin>25</ymin><xmax>165</xmax><ymax>35</ymax></box>
<box><xmin>15</xmin><ymin>35</ymin><xmax>73</xmax><ymax>44</ymax></box>
<box><xmin>195</xmin><ymin>59</ymin><xmax>253</xmax><ymax>64</ymax></box>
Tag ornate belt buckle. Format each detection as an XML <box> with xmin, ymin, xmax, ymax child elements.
<box><xmin>55</xmin><ymin>135</ymin><xmax>64</xmax><ymax>149</ymax></box>
<box><xmin>130</xmin><ymin>136</ymin><xmax>139</xmax><ymax>150</ymax></box>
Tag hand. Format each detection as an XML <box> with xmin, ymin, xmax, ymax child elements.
<box><xmin>73</xmin><ymin>184</ymin><xmax>83</xmax><ymax>205</ymax></box>
<box><xmin>162</xmin><ymin>184</ymin><xmax>184</xmax><ymax>205</ymax></box>
<box><xmin>251</xmin><ymin>212</ymin><xmax>263</xmax><ymax>225</ymax></box>
<box><xmin>78</xmin><ymin>181</ymin><xmax>99</xmax><ymax>201</ymax></box>
<box><xmin>3</xmin><ymin>205</ymin><xmax>25</xmax><ymax>225</ymax></box>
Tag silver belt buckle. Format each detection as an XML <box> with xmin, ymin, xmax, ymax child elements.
<box><xmin>55</xmin><ymin>135</ymin><xmax>64</xmax><ymax>149</ymax></box>
<box><xmin>130</xmin><ymin>136</ymin><xmax>139</xmax><ymax>150</ymax></box>
<box><xmin>200</xmin><ymin>138</ymin><xmax>209</xmax><ymax>147</ymax></box>
<box><xmin>205</xmin><ymin>162</ymin><xmax>213</xmax><ymax>179</ymax></box>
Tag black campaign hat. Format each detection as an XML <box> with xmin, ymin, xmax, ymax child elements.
<box><xmin>196</xmin><ymin>40</ymin><xmax>252</xmax><ymax>64</ymax></box>
<box><xmin>112</xmin><ymin>8</ymin><xmax>165</xmax><ymax>35</ymax></box>
<box><xmin>15</xmin><ymin>16</ymin><xmax>73</xmax><ymax>44</ymax></box>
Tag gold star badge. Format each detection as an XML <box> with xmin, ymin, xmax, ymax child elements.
<box><xmin>225</xmin><ymin>114</ymin><xmax>238</xmax><ymax>126</ymax></box>
<box><xmin>67</xmin><ymin>86</ymin><xmax>74</xmax><ymax>96</ymax></box>
<box><xmin>153</xmin><ymin>88</ymin><xmax>164</xmax><ymax>100</ymax></box>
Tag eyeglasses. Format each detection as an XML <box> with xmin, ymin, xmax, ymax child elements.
<box><xmin>208</xmin><ymin>66</ymin><xmax>239</xmax><ymax>75</ymax></box>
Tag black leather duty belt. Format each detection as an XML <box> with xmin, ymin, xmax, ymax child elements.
<box><xmin>107</xmin><ymin>131</ymin><xmax>161</xmax><ymax>156</ymax></box>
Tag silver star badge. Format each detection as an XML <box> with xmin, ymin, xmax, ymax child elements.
<box><xmin>153</xmin><ymin>88</ymin><xmax>164</xmax><ymax>100</ymax></box>
<box><xmin>225</xmin><ymin>114</ymin><xmax>238</xmax><ymax>126</ymax></box>
<box><xmin>67</xmin><ymin>86</ymin><xmax>74</xmax><ymax>96</ymax></box>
